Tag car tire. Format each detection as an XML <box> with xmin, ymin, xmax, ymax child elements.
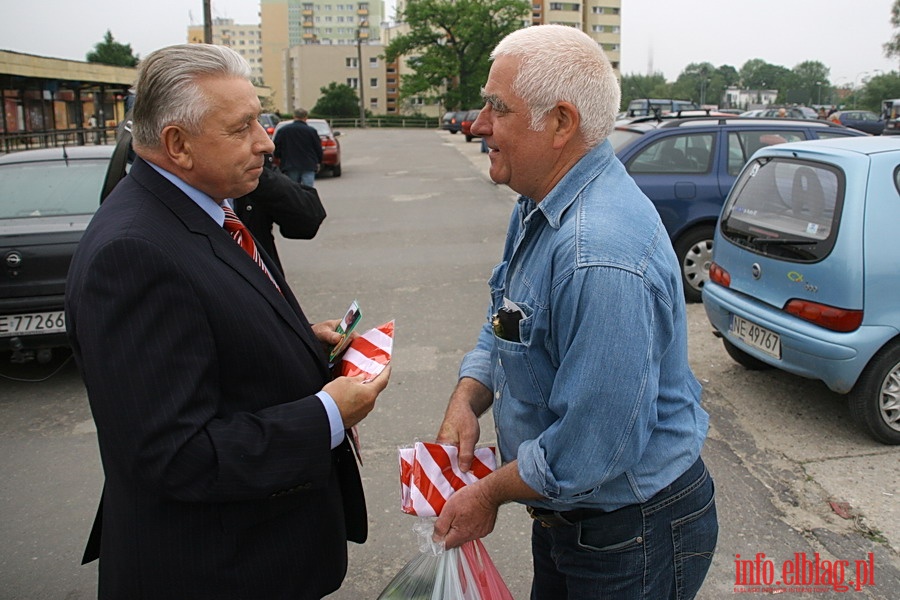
<box><xmin>849</xmin><ymin>342</ymin><xmax>900</xmax><ymax>445</ymax></box>
<box><xmin>450</xmin><ymin>130</ymin><xmax>458</xmax><ymax>134</ymax></box>
<box><xmin>674</xmin><ymin>225</ymin><xmax>715</xmax><ymax>303</ymax></box>
<box><xmin>722</xmin><ymin>338</ymin><xmax>772</xmax><ymax>371</ymax></box>
<box><xmin>332</xmin><ymin>164</ymin><xmax>342</xmax><ymax>177</ymax></box>
<box><xmin>466</xmin><ymin>135</ymin><xmax>473</xmax><ymax>142</ymax></box>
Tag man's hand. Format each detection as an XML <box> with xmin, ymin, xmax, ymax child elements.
<box><xmin>311</xmin><ymin>319</ymin><xmax>342</xmax><ymax>349</ymax></box>
<box><xmin>323</xmin><ymin>365</ymin><xmax>391</xmax><ymax>428</ymax></box>
<box><xmin>432</xmin><ymin>480</ymin><xmax>498</xmax><ymax>549</ymax></box>
<box><xmin>436</xmin><ymin>378</ymin><xmax>492</xmax><ymax>472</ymax></box>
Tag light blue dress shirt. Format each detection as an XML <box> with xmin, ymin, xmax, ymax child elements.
<box><xmin>459</xmin><ymin>141</ymin><xmax>708</xmax><ymax>511</ymax></box>
<box><xmin>146</xmin><ymin>161</ymin><xmax>345</xmax><ymax>449</ymax></box>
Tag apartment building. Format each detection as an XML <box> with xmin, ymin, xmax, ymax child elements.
<box><xmin>186</xmin><ymin>0</ymin><xmax>620</xmax><ymax>116</ymax></box>
<box><xmin>187</xmin><ymin>18</ymin><xmax>265</xmax><ymax>85</ymax></box>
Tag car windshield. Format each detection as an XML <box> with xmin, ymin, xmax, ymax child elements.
<box><xmin>0</xmin><ymin>159</ymin><xmax>107</xmax><ymax>219</ymax></box>
<box><xmin>308</xmin><ymin>121</ymin><xmax>332</xmax><ymax>136</ymax></box>
<box><xmin>720</xmin><ymin>157</ymin><xmax>843</xmax><ymax>261</ymax></box>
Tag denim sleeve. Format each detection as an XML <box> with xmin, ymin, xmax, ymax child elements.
<box><xmin>517</xmin><ymin>265</ymin><xmax>670</xmax><ymax>504</ymax></box>
<box><xmin>458</xmin><ymin>301</ymin><xmax>495</xmax><ymax>391</ymax></box>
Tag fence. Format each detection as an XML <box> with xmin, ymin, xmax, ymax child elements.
<box><xmin>1</xmin><ymin>127</ymin><xmax>115</xmax><ymax>154</ymax></box>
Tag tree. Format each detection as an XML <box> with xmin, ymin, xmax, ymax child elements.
<box><xmin>86</xmin><ymin>30</ymin><xmax>139</xmax><ymax>67</ymax></box>
<box><xmin>738</xmin><ymin>59</ymin><xmax>791</xmax><ymax>91</ymax></box>
<box><xmin>620</xmin><ymin>73</ymin><xmax>671</xmax><ymax>110</ymax></box>
<box><xmin>312</xmin><ymin>82</ymin><xmax>361</xmax><ymax>117</ymax></box>
<box><xmin>884</xmin><ymin>0</ymin><xmax>900</xmax><ymax>64</ymax></box>
<box><xmin>859</xmin><ymin>72</ymin><xmax>900</xmax><ymax>111</ymax></box>
<box><xmin>385</xmin><ymin>0</ymin><xmax>530</xmax><ymax>110</ymax></box>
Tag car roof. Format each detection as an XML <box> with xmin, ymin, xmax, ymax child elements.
<box><xmin>615</xmin><ymin>115</ymin><xmax>852</xmax><ymax>133</ymax></box>
<box><xmin>0</xmin><ymin>144</ymin><xmax>115</xmax><ymax>165</ymax></box>
<box><xmin>755</xmin><ymin>135</ymin><xmax>900</xmax><ymax>157</ymax></box>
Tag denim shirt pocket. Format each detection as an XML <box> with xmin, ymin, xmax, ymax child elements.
<box><xmin>489</xmin><ymin>263</ymin><xmax>550</xmax><ymax>407</ymax></box>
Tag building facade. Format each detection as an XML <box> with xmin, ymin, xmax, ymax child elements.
<box><xmin>531</xmin><ymin>0</ymin><xmax>621</xmax><ymax>72</ymax></box>
<box><xmin>187</xmin><ymin>18</ymin><xmax>265</xmax><ymax>85</ymax></box>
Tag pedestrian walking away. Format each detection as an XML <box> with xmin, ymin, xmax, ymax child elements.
<box><xmin>431</xmin><ymin>24</ymin><xmax>718</xmax><ymax>600</ymax></box>
<box><xmin>274</xmin><ymin>107</ymin><xmax>324</xmax><ymax>187</ymax></box>
<box><xmin>65</xmin><ymin>43</ymin><xmax>390</xmax><ymax>600</ymax></box>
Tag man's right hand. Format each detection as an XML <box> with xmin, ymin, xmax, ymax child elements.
<box><xmin>436</xmin><ymin>377</ymin><xmax>492</xmax><ymax>472</ymax></box>
<box><xmin>323</xmin><ymin>365</ymin><xmax>391</xmax><ymax>428</ymax></box>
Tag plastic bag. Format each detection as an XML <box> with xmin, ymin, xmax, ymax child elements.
<box><xmin>377</xmin><ymin>520</ymin><xmax>514</xmax><ymax>600</ymax></box>
<box><xmin>399</xmin><ymin>442</ymin><xmax>497</xmax><ymax>517</ymax></box>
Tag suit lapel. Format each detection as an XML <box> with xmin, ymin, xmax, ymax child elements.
<box><xmin>129</xmin><ymin>160</ymin><xmax>330</xmax><ymax>376</ymax></box>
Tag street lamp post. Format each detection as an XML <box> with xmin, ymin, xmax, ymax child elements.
<box><xmin>356</xmin><ymin>22</ymin><xmax>368</xmax><ymax>128</ymax></box>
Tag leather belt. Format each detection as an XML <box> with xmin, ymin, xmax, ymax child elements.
<box><xmin>526</xmin><ymin>505</ymin><xmax>606</xmax><ymax>528</ymax></box>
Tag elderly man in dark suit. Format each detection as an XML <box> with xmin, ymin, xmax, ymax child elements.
<box><xmin>65</xmin><ymin>43</ymin><xmax>390</xmax><ymax>600</ymax></box>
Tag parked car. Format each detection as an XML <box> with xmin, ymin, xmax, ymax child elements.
<box><xmin>881</xmin><ymin>98</ymin><xmax>900</xmax><ymax>135</ymax></box>
<box><xmin>608</xmin><ymin>116</ymin><xmax>866</xmax><ymax>302</ymax></box>
<box><xmin>828</xmin><ymin>110</ymin><xmax>884</xmax><ymax>135</ymax></box>
<box><xmin>0</xmin><ymin>145</ymin><xmax>115</xmax><ymax>362</ymax></box>
<box><xmin>460</xmin><ymin>109</ymin><xmax>481</xmax><ymax>142</ymax></box>
<box><xmin>703</xmin><ymin>136</ymin><xmax>900</xmax><ymax>444</ymax></box>
<box><xmin>756</xmin><ymin>106</ymin><xmax>818</xmax><ymax>119</ymax></box>
<box><xmin>258</xmin><ymin>113</ymin><xmax>281</xmax><ymax>139</ymax></box>
<box><xmin>624</xmin><ymin>98</ymin><xmax>700</xmax><ymax>117</ymax></box>
<box><xmin>441</xmin><ymin>110</ymin><xmax>469</xmax><ymax>134</ymax></box>
<box><xmin>273</xmin><ymin>117</ymin><xmax>342</xmax><ymax>177</ymax></box>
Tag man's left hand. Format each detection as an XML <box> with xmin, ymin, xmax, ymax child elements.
<box><xmin>432</xmin><ymin>481</ymin><xmax>498</xmax><ymax>549</ymax></box>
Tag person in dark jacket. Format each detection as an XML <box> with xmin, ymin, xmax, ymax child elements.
<box><xmin>273</xmin><ymin>108</ymin><xmax>324</xmax><ymax>187</ymax></box>
<box><xmin>234</xmin><ymin>154</ymin><xmax>326</xmax><ymax>274</ymax></box>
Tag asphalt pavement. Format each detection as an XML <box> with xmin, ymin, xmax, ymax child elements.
<box><xmin>0</xmin><ymin>128</ymin><xmax>897</xmax><ymax>599</ymax></box>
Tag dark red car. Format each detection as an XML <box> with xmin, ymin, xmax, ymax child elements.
<box><xmin>460</xmin><ymin>109</ymin><xmax>481</xmax><ymax>142</ymax></box>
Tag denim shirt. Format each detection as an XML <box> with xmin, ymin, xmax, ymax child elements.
<box><xmin>459</xmin><ymin>141</ymin><xmax>708</xmax><ymax>511</ymax></box>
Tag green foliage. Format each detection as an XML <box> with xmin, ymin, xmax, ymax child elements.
<box><xmin>884</xmin><ymin>0</ymin><xmax>900</xmax><ymax>61</ymax></box>
<box><xmin>620</xmin><ymin>73</ymin><xmax>671</xmax><ymax>109</ymax></box>
<box><xmin>859</xmin><ymin>72</ymin><xmax>900</xmax><ymax>111</ymax></box>
<box><xmin>385</xmin><ymin>0</ymin><xmax>530</xmax><ymax>110</ymax></box>
<box><xmin>86</xmin><ymin>30</ymin><xmax>139</xmax><ymax>67</ymax></box>
<box><xmin>312</xmin><ymin>82</ymin><xmax>361</xmax><ymax>117</ymax></box>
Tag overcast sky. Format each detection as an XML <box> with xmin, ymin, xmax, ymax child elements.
<box><xmin>1</xmin><ymin>0</ymin><xmax>896</xmax><ymax>86</ymax></box>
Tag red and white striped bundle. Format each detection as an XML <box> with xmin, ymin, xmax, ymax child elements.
<box><xmin>341</xmin><ymin>320</ymin><xmax>394</xmax><ymax>380</ymax></box>
<box><xmin>399</xmin><ymin>442</ymin><xmax>497</xmax><ymax>517</ymax></box>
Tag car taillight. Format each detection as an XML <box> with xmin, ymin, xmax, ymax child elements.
<box><xmin>784</xmin><ymin>299</ymin><xmax>863</xmax><ymax>332</ymax></box>
<box><xmin>321</xmin><ymin>137</ymin><xmax>336</xmax><ymax>147</ymax></box>
<box><xmin>266</xmin><ymin>127</ymin><xmax>275</xmax><ymax>135</ymax></box>
<box><xmin>709</xmin><ymin>261</ymin><xmax>730</xmax><ymax>287</ymax></box>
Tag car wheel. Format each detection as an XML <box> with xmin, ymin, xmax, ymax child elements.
<box><xmin>849</xmin><ymin>342</ymin><xmax>900</xmax><ymax>445</ymax></box>
<box><xmin>466</xmin><ymin>135</ymin><xmax>473</xmax><ymax>142</ymax></box>
<box><xmin>450</xmin><ymin>130</ymin><xmax>458</xmax><ymax>134</ymax></box>
<box><xmin>332</xmin><ymin>164</ymin><xmax>342</xmax><ymax>177</ymax></box>
<box><xmin>674</xmin><ymin>225</ymin><xmax>715</xmax><ymax>303</ymax></box>
<box><xmin>723</xmin><ymin>338</ymin><xmax>772</xmax><ymax>371</ymax></box>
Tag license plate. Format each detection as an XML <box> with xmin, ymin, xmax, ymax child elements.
<box><xmin>730</xmin><ymin>314</ymin><xmax>781</xmax><ymax>359</ymax></box>
<box><xmin>0</xmin><ymin>311</ymin><xmax>67</xmax><ymax>337</ymax></box>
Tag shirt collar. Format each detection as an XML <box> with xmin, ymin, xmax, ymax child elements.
<box><xmin>145</xmin><ymin>161</ymin><xmax>231</xmax><ymax>226</ymax></box>
<box><xmin>522</xmin><ymin>140</ymin><xmax>616</xmax><ymax>229</ymax></box>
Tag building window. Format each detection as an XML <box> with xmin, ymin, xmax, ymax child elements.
<box><xmin>346</xmin><ymin>57</ymin><xmax>359</xmax><ymax>68</ymax></box>
<box><xmin>347</xmin><ymin>77</ymin><xmax>359</xmax><ymax>89</ymax></box>
<box><xmin>369</xmin><ymin>78</ymin><xmax>378</xmax><ymax>87</ymax></box>
<box><xmin>369</xmin><ymin>57</ymin><xmax>378</xmax><ymax>67</ymax></box>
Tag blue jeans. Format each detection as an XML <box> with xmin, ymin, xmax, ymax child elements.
<box><xmin>283</xmin><ymin>168</ymin><xmax>317</xmax><ymax>188</ymax></box>
<box><xmin>530</xmin><ymin>458</ymin><xmax>718</xmax><ymax>600</ymax></box>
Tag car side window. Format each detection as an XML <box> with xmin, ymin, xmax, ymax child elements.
<box><xmin>727</xmin><ymin>130</ymin><xmax>804</xmax><ymax>176</ymax></box>
<box><xmin>627</xmin><ymin>133</ymin><xmax>714</xmax><ymax>174</ymax></box>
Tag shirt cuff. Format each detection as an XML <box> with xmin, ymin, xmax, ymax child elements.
<box><xmin>317</xmin><ymin>391</ymin><xmax>345</xmax><ymax>449</ymax></box>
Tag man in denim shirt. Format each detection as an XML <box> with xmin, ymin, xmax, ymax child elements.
<box><xmin>432</xmin><ymin>25</ymin><xmax>718</xmax><ymax>599</ymax></box>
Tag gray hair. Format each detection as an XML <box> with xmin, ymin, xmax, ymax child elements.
<box><xmin>491</xmin><ymin>25</ymin><xmax>620</xmax><ymax>147</ymax></box>
<box><xmin>131</xmin><ymin>44</ymin><xmax>252</xmax><ymax>149</ymax></box>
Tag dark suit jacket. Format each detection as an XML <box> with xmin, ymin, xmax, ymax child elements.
<box><xmin>233</xmin><ymin>163</ymin><xmax>326</xmax><ymax>274</ymax></box>
<box><xmin>66</xmin><ymin>158</ymin><xmax>365</xmax><ymax>600</ymax></box>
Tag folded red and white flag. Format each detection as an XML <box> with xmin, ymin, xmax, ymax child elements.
<box><xmin>341</xmin><ymin>320</ymin><xmax>393</xmax><ymax>381</ymax></box>
<box><xmin>399</xmin><ymin>441</ymin><xmax>497</xmax><ymax>517</ymax></box>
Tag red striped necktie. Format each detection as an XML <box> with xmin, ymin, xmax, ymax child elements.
<box><xmin>221</xmin><ymin>204</ymin><xmax>281</xmax><ymax>293</ymax></box>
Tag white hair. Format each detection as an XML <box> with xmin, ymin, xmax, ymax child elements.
<box><xmin>131</xmin><ymin>44</ymin><xmax>252</xmax><ymax>149</ymax></box>
<box><xmin>491</xmin><ymin>25</ymin><xmax>620</xmax><ymax>147</ymax></box>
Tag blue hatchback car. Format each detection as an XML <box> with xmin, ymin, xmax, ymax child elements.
<box><xmin>609</xmin><ymin>116</ymin><xmax>864</xmax><ymax>302</ymax></box>
<box><xmin>703</xmin><ymin>136</ymin><xmax>900</xmax><ymax>444</ymax></box>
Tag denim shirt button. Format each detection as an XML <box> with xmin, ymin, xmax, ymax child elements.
<box><xmin>495</xmin><ymin>390</ymin><xmax>501</xmax><ymax>400</ymax></box>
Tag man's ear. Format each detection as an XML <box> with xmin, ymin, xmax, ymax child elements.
<box><xmin>552</xmin><ymin>101</ymin><xmax>581</xmax><ymax>149</ymax></box>
<box><xmin>160</xmin><ymin>125</ymin><xmax>193</xmax><ymax>170</ymax></box>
